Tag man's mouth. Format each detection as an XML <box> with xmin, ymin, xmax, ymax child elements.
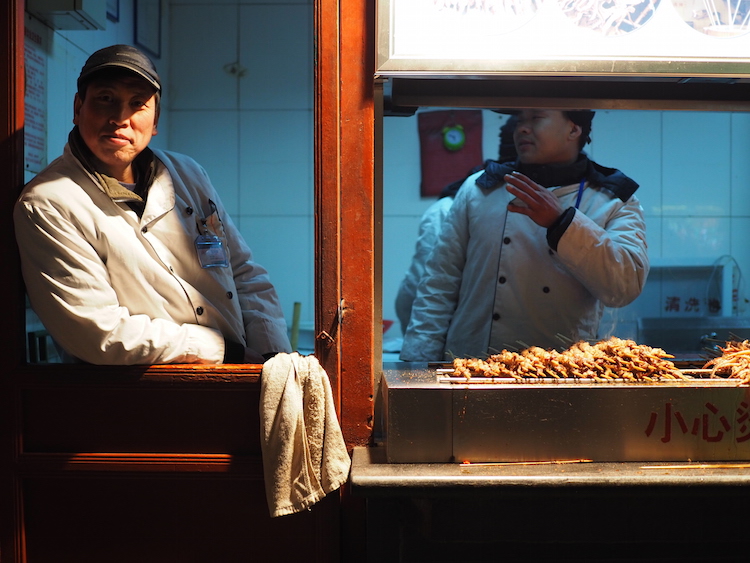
<box><xmin>104</xmin><ymin>134</ymin><xmax>131</xmax><ymax>144</ymax></box>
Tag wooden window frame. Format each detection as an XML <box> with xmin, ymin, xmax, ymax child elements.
<box><xmin>1</xmin><ymin>0</ymin><xmax>377</xmax><ymax>560</ymax></box>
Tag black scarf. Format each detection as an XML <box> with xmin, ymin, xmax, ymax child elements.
<box><xmin>476</xmin><ymin>153</ymin><xmax>639</xmax><ymax>202</ymax></box>
<box><xmin>68</xmin><ymin>127</ymin><xmax>157</xmax><ymax>210</ymax></box>
<box><xmin>439</xmin><ymin>162</ymin><xmax>489</xmax><ymax>199</ymax></box>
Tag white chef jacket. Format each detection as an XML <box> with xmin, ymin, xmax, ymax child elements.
<box><xmin>400</xmin><ymin>170</ymin><xmax>649</xmax><ymax>361</ymax></box>
<box><xmin>14</xmin><ymin>144</ymin><xmax>291</xmax><ymax>365</ymax></box>
<box><xmin>395</xmin><ymin>196</ymin><xmax>454</xmax><ymax>334</ymax></box>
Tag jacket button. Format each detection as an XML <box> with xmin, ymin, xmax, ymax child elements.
<box><xmin>186</xmin><ymin>206</ymin><xmax>194</xmax><ymax>215</ymax></box>
<box><xmin>226</xmin><ymin>291</ymin><xmax>233</xmax><ymax>299</ymax></box>
<box><xmin>492</xmin><ymin>313</ymin><xmax>500</xmax><ymax>321</ymax></box>
<box><xmin>503</xmin><ymin>237</ymin><xmax>511</xmax><ymax>244</ymax></box>
<box><xmin>543</xmin><ymin>287</ymin><xmax>550</xmax><ymax>293</ymax></box>
<box><xmin>196</xmin><ymin>307</ymin><xmax>204</xmax><ymax>316</ymax></box>
<box><xmin>141</xmin><ymin>226</ymin><xmax>147</xmax><ymax>233</ymax></box>
<box><xmin>498</xmin><ymin>276</ymin><xmax>506</xmax><ymax>284</ymax></box>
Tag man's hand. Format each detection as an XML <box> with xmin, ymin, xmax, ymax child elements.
<box><xmin>505</xmin><ymin>172</ymin><xmax>564</xmax><ymax>228</ymax></box>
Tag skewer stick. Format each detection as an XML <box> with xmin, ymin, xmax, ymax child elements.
<box><xmin>461</xmin><ymin>459</ymin><xmax>593</xmax><ymax>467</ymax></box>
<box><xmin>641</xmin><ymin>463</ymin><xmax>750</xmax><ymax>469</ymax></box>
<box><xmin>438</xmin><ymin>377</ymin><xmax>741</xmax><ymax>386</ymax></box>
<box><xmin>556</xmin><ymin>333</ymin><xmax>574</xmax><ymax>345</ymax></box>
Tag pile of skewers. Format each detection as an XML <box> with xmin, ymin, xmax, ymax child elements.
<box><xmin>448</xmin><ymin>336</ymin><xmax>750</xmax><ymax>384</ymax></box>
<box><xmin>451</xmin><ymin>337</ymin><xmax>687</xmax><ymax>382</ymax></box>
<box><xmin>703</xmin><ymin>338</ymin><xmax>750</xmax><ymax>384</ymax></box>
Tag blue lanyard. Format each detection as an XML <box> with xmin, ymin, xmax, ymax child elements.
<box><xmin>574</xmin><ymin>178</ymin><xmax>586</xmax><ymax>209</ymax></box>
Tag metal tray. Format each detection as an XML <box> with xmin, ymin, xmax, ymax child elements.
<box><xmin>382</xmin><ymin>363</ymin><xmax>750</xmax><ymax>463</ymax></box>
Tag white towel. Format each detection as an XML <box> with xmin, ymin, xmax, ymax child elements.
<box><xmin>260</xmin><ymin>352</ymin><xmax>351</xmax><ymax>517</ymax></box>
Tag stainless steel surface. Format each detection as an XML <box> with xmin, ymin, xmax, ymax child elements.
<box><xmin>381</xmin><ymin>364</ymin><xmax>453</xmax><ymax>463</ymax></box>
<box><xmin>350</xmin><ymin>446</ymin><xmax>750</xmax><ymax>493</ymax></box>
<box><xmin>387</xmin><ymin>77</ymin><xmax>750</xmax><ymax>113</ymax></box>
<box><xmin>638</xmin><ymin>316</ymin><xmax>750</xmax><ymax>353</ymax></box>
<box><xmin>351</xmin><ymin>446</ymin><xmax>750</xmax><ymax>561</ymax></box>
<box><xmin>382</xmin><ymin>364</ymin><xmax>750</xmax><ymax>463</ymax></box>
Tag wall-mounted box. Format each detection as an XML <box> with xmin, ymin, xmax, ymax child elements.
<box><xmin>648</xmin><ymin>258</ymin><xmax>737</xmax><ymax>318</ymax></box>
<box><xmin>27</xmin><ymin>0</ymin><xmax>106</xmax><ymax>31</ymax></box>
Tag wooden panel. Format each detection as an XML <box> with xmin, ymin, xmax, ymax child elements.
<box><xmin>23</xmin><ymin>476</ymin><xmax>337</xmax><ymax>563</ymax></box>
<box><xmin>338</xmin><ymin>0</ymin><xmax>377</xmax><ymax>448</ymax></box>
<box><xmin>2</xmin><ymin>1</ymin><xmax>31</xmax><ymax>561</ymax></box>
<box><xmin>21</xmin><ymin>382</ymin><xmax>261</xmax><ymax>454</ymax></box>
<box><xmin>315</xmin><ymin>1</ymin><xmax>376</xmax><ymax>561</ymax></box>
<box><xmin>313</xmin><ymin>0</ymin><xmax>343</xmax><ymax>402</ymax></box>
<box><xmin>315</xmin><ymin>0</ymin><xmax>376</xmax><ymax>448</ymax></box>
<box><xmin>11</xmin><ymin>368</ymin><xmax>340</xmax><ymax>562</ymax></box>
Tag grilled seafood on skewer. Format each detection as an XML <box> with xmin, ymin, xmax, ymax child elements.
<box><xmin>703</xmin><ymin>339</ymin><xmax>750</xmax><ymax>384</ymax></box>
<box><xmin>452</xmin><ymin>336</ymin><xmax>685</xmax><ymax>381</ymax></box>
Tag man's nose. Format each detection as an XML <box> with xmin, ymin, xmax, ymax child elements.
<box><xmin>109</xmin><ymin>103</ymin><xmax>132</xmax><ymax>125</ymax></box>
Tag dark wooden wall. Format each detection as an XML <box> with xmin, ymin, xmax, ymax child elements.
<box><xmin>0</xmin><ymin>0</ymin><xmax>377</xmax><ymax>561</ymax></box>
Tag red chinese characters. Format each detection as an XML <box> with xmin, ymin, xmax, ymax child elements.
<box><xmin>645</xmin><ymin>401</ymin><xmax>750</xmax><ymax>443</ymax></box>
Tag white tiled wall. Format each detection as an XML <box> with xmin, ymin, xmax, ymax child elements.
<box><xmin>167</xmin><ymin>0</ymin><xmax>314</xmax><ymax>331</ymax></box>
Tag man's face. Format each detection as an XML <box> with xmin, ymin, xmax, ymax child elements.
<box><xmin>73</xmin><ymin>74</ymin><xmax>159</xmax><ymax>182</ymax></box>
<box><xmin>513</xmin><ymin>109</ymin><xmax>581</xmax><ymax>165</ymax></box>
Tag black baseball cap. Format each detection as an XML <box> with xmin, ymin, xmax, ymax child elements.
<box><xmin>77</xmin><ymin>44</ymin><xmax>161</xmax><ymax>93</ymax></box>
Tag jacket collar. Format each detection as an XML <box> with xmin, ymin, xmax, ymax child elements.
<box><xmin>476</xmin><ymin>153</ymin><xmax>639</xmax><ymax>202</ymax></box>
<box><xmin>68</xmin><ymin>126</ymin><xmax>157</xmax><ymax>203</ymax></box>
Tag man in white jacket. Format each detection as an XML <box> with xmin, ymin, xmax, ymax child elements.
<box><xmin>400</xmin><ymin>109</ymin><xmax>649</xmax><ymax>361</ymax></box>
<box><xmin>14</xmin><ymin>44</ymin><xmax>291</xmax><ymax>365</ymax></box>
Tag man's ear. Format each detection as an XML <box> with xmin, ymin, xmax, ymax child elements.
<box><xmin>73</xmin><ymin>93</ymin><xmax>82</xmax><ymax>125</ymax></box>
<box><xmin>569</xmin><ymin>122</ymin><xmax>582</xmax><ymax>143</ymax></box>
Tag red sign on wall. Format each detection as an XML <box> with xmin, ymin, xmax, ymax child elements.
<box><xmin>418</xmin><ymin>109</ymin><xmax>483</xmax><ymax>198</ymax></box>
